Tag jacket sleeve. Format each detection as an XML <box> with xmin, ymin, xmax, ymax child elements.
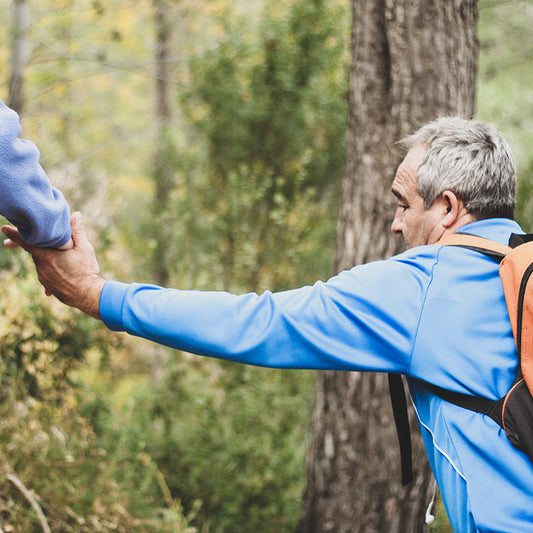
<box><xmin>99</xmin><ymin>256</ymin><xmax>431</xmax><ymax>372</ymax></box>
<box><xmin>0</xmin><ymin>99</ymin><xmax>71</xmax><ymax>247</ymax></box>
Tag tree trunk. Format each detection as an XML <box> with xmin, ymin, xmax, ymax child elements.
<box><xmin>152</xmin><ymin>0</ymin><xmax>175</xmax><ymax>286</ymax></box>
<box><xmin>298</xmin><ymin>1</ymin><xmax>478</xmax><ymax>532</ymax></box>
<box><xmin>9</xmin><ymin>0</ymin><xmax>30</xmax><ymax>115</ymax></box>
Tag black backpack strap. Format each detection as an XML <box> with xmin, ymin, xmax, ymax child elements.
<box><xmin>423</xmin><ymin>381</ymin><xmax>505</xmax><ymax>428</ymax></box>
<box><xmin>387</xmin><ymin>234</ymin><xmax>527</xmax><ymax>485</ymax></box>
<box><xmin>388</xmin><ymin>373</ymin><xmax>413</xmax><ymax>485</ymax></box>
<box><xmin>509</xmin><ymin>233</ymin><xmax>533</xmax><ymax>248</ymax></box>
<box><xmin>388</xmin><ymin>373</ymin><xmax>507</xmax><ymax>486</ymax></box>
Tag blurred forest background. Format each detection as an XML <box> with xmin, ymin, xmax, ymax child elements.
<box><xmin>0</xmin><ymin>0</ymin><xmax>531</xmax><ymax>531</ymax></box>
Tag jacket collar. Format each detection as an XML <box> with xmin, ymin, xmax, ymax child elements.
<box><xmin>456</xmin><ymin>218</ymin><xmax>524</xmax><ymax>246</ymax></box>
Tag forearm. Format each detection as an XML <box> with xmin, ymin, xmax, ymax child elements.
<box><xmin>0</xmin><ymin>99</ymin><xmax>71</xmax><ymax>247</ymax></box>
<box><xmin>99</xmin><ymin>281</ymin><xmax>297</xmax><ymax>365</ymax></box>
<box><xmin>98</xmin><ymin>273</ymin><xmax>416</xmax><ymax>372</ymax></box>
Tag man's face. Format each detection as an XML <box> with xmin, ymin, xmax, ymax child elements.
<box><xmin>390</xmin><ymin>144</ymin><xmax>447</xmax><ymax>249</ymax></box>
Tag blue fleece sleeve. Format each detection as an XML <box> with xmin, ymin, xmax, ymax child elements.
<box><xmin>99</xmin><ymin>256</ymin><xmax>431</xmax><ymax>372</ymax></box>
<box><xmin>0</xmin><ymin>99</ymin><xmax>71</xmax><ymax>247</ymax></box>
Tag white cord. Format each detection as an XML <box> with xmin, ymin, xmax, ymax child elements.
<box><xmin>425</xmin><ymin>477</ymin><xmax>438</xmax><ymax>526</ymax></box>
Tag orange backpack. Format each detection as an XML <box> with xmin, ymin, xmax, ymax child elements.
<box><xmin>389</xmin><ymin>232</ymin><xmax>533</xmax><ymax>485</ymax></box>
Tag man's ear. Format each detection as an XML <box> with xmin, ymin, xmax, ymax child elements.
<box><xmin>440</xmin><ymin>190</ymin><xmax>461</xmax><ymax>228</ymax></box>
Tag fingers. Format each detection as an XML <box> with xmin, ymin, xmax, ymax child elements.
<box><xmin>2</xmin><ymin>212</ymin><xmax>83</xmax><ymax>252</ymax></box>
<box><xmin>69</xmin><ymin>211</ymin><xmax>91</xmax><ymax>251</ymax></box>
<box><xmin>2</xmin><ymin>225</ymin><xmax>21</xmax><ymax>245</ymax></box>
<box><xmin>1</xmin><ymin>225</ymin><xmax>35</xmax><ymax>254</ymax></box>
<box><xmin>3</xmin><ymin>238</ymin><xmax>19</xmax><ymax>249</ymax></box>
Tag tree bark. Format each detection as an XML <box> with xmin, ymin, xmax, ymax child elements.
<box><xmin>153</xmin><ymin>0</ymin><xmax>175</xmax><ymax>286</ymax></box>
<box><xmin>298</xmin><ymin>1</ymin><xmax>478</xmax><ymax>532</ymax></box>
<box><xmin>9</xmin><ymin>0</ymin><xmax>30</xmax><ymax>115</ymax></box>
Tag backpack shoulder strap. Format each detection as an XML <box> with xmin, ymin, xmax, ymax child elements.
<box><xmin>509</xmin><ymin>233</ymin><xmax>533</xmax><ymax>248</ymax></box>
<box><xmin>423</xmin><ymin>381</ymin><xmax>505</xmax><ymax>426</ymax></box>
<box><xmin>389</xmin><ymin>233</ymin><xmax>512</xmax><ymax>485</ymax></box>
<box><xmin>499</xmin><ymin>238</ymin><xmax>533</xmax><ymax>394</ymax></box>
<box><xmin>387</xmin><ymin>373</ymin><xmax>413</xmax><ymax>486</ymax></box>
<box><xmin>437</xmin><ymin>233</ymin><xmax>512</xmax><ymax>259</ymax></box>
<box><xmin>439</xmin><ymin>232</ymin><xmax>533</xmax><ymax>394</ymax></box>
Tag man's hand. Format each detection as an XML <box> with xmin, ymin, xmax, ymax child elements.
<box><xmin>2</xmin><ymin>212</ymin><xmax>106</xmax><ymax>320</ymax></box>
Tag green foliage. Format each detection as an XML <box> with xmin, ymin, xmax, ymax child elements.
<box><xmin>176</xmin><ymin>0</ymin><xmax>349</xmax><ymax>292</ymax></box>
<box><xmin>103</xmin><ymin>356</ymin><xmax>315</xmax><ymax>533</ymax></box>
<box><xmin>0</xmin><ymin>264</ymin><xmax>90</xmax><ymax>403</ymax></box>
<box><xmin>517</xmin><ymin>163</ymin><xmax>533</xmax><ymax>228</ymax></box>
<box><xmin>477</xmin><ymin>0</ymin><xmax>533</xmax><ymax>231</ymax></box>
<box><xmin>190</xmin><ymin>0</ymin><xmax>346</xmax><ymax>192</ymax></box>
<box><xmin>0</xmin><ymin>264</ymin><xmax>196</xmax><ymax>531</ymax></box>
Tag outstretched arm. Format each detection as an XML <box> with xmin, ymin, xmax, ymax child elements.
<box><xmin>2</xmin><ymin>212</ymin><xmax>105</xmax><ymax>319</ymax></box>
<box><xmin>4</xmin><ymin>213</ymin><xmax>421</xmax><ymax>374</ymax></box>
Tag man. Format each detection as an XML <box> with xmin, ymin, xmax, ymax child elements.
<box><xmin>0</xmin><ymin>98</ymin><xmax>72</xmax><ymax>249</ymax></box>
<box><xmin>4</xmin><ymin>117</ymin><xmax>532</xmax><ymax>532</ymax></box>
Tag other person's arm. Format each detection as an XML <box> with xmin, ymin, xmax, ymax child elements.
<box><xmin>0</xmin><ymin>99</ymin><xmax>72</xmax><ymax>248</ymax></box>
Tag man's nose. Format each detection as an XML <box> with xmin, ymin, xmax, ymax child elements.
<box><xmin>391</xmin><ymin>207</ymin><xmax>403</xmax><ymax>234</ymax></box>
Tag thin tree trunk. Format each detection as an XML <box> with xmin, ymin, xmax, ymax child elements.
<box><xmin>153</xmin><ymin>0</ymin><xmax>175</xmax><ymax>286</ymax></box>
<box><xmin>9</xmin><ymin>0</ymin><xmax>30</xmax><ymax>115</ymax></box>
<box><xmin>298</xmin><ymin>1</ymin><xmax>478</xmax><ymax>532</ymax></box>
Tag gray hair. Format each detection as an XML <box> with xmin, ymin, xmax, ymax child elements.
<box><xmin>398</xmin><ymin>117</ymin><xmax>516</xmax><ymax>220</ymax></box>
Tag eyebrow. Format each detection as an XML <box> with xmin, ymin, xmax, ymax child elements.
<box><xmin>391</xmin><ymin>187</ymin><xmax>405</xmax><ymax>202</ymax></box>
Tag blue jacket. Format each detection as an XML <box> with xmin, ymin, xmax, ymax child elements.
<box><xmin>100</xmin><ymin>217</ymin><xmax>533</xmax><ymax>533</ymax></box>
<box><xmin>0</xmin><ymin>99</ymin><xmax>71</xmax><ymax>247</ymax></box>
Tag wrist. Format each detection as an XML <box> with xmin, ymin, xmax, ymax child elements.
<box><xmin>78</xmin><ymin>275</ymin><xmax>107</xmax><ymax>320</ymax></box>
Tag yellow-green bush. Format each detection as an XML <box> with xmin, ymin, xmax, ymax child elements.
<box><xmin>0</xmin><ymin>263</ymin><xmax>196</xmax><ymax>532</ymax></box>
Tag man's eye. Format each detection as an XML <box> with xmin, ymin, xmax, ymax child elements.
<box><xmin>399</xmin><ymin>204</ymin><xmax>408</xmax><ymax>211</ymax></box>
